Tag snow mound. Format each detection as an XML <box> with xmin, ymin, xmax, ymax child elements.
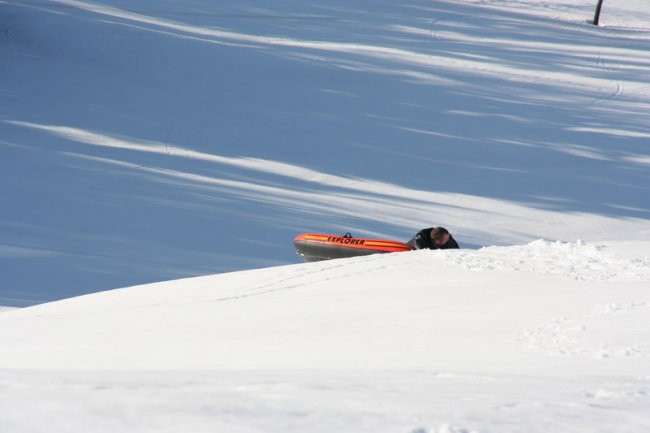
<box><xmin>443</xmin><ymin>240</ymin><xmax>650</xmax><ymax>282</ymax></box>
<box><xmin>1</xmin><ymin>242</ymin><xmax>649</xmax><ymax>373</ymax></box>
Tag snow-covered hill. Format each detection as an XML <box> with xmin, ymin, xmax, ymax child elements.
<box><xmin>1</xmin><ymin>239</ymin><xmax>649</xmax><ymax>432</ymax></box>
<box><xmin>1</xmin><ymin>0</ymin><xmax>650</xmax><ymax>432</ymax></box>
<box><xmin>2</xmin><ymin>0</ymin><xmax>650</xmax><ymax>305</ymax></box>
<box><xmin>1</xmin><ymin>239</ymin><xmax>649</xmax><ymax>371</ymax></box>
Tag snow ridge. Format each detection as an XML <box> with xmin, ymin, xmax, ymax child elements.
<box><xmin>442</xmin><ymin>240</ymin><xmax>650</xmax><ymax>282</ymax></box>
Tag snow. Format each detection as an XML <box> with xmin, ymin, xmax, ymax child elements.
<box><xmin>3</xmin><ymin>0</ymin><xmax>650</xmax><ymax>304</ymax></box>
<box><xmin>1</xmin><ymin>241</ymin><xmax>649</xmax><ymax>432</ymax></box>
<box><xmin>1</xmin><ymin>240</ymin><xmax>649</xmax><ymax>372</ymax></box>
<box><xmin>1</xmin><ymin>0</ymin><xmax>650</xmax><ymax>431</ymax></box>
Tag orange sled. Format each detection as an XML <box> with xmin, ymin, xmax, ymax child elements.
<box><xmin>294</xmin><ymin>232</ymin><xmax>414</xmax><ymax>262</ymax></box>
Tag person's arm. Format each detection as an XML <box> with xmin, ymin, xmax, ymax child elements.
<box><xmin>407</xmin><ymin>229</ymin><xmax>429</xmax><ymax>249</ymax></box>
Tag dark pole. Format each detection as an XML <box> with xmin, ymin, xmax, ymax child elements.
<box><xmin>593</xmin><ymin>0</ymin><xmax>604</xmax><ymax>26</ymax></box>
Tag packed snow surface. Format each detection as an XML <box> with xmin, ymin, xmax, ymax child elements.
<box><xmin>1</xmin><ymin>0</ymin><xmax>650</xmax><ymax>432</ymax></box>
<box><xmin>1</xmin><ymin>240</ymin><xmax>649</xmax><ymax>432</ymax></box>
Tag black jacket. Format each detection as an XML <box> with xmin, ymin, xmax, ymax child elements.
<box><xmin>407</xmin><ymin>228</ymin><xmax>460</xmax><ymax>250</ymax></box>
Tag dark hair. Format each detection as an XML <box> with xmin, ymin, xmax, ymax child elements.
<box><xmin>430</xmin><ymin>227</ymin><xmax>449</xmax><ymax>241</ymax></box>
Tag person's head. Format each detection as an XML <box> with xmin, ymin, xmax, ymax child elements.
<box><xmin>430</xmin><ymin>227</ymin><xmax>450</xmax><ymax>245</ymax></box>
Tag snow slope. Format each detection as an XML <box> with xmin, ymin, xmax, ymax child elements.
<box><xmin>1</xmin><ymin>0</ymin><xmax>650</xmax><ymax>431</ymax></box>
<box><xmin>1</xmin><ymin>239</ymin><xmax>649</xmax><ymax>371</ymax></box>
<box><xmin>1</xmin><ymin>240</ymin><xmax>649</xmax><ymax>432</ymax></box>
<box><xmin>2</xmin><ymin>0</ymin><xmax>650</xmax><ymax>305</ymax></box>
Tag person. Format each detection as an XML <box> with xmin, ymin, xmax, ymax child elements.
<box><xmin>407</xmin><ymin>226</ymin><xmax>459</xmax><ymax>250</ymax></box>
